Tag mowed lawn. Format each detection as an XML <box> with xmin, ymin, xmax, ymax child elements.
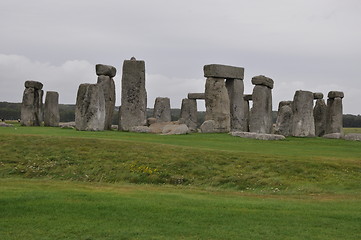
<box><xmin>0</xmin><ymin>125</ymin><xmax>360</xmax><ymax>239</ymax></box>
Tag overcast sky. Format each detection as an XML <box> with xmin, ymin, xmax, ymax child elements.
<box><xmin>0</xmin><ymin>0</ymin><xmax>360</xmax><ymax>114</ymax></box>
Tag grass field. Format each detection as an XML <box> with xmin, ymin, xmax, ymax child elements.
<box><xmin>0</xmin><ymin>124</ymin><xmax>360</xmax><ymax>239</ymax></box>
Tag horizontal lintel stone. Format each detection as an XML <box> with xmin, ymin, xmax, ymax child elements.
<box><xmin>328</xmin><ymin>91</ymin><xmax>344</xmax><ymax>99</ymax></box>
<box><xmin>203</xmin><ymin>64</ymin><xmax>244</xmax><ymax>79</ymax></box>
<box><xmin>96</xmin><ymin>64</ymin><xmax>117</xmax><ymax>77</ymax></box>
<box><xmin>25</xmin><ymin>80</ymin><xmax>43</xmax><ymax>90</ymax></box>
<box><xmin>251</xmin><ymin>75</ymin><xmax>274</xmax><ymax>89</ymax></box>
<box><xmin>188</xmin><ymin>93</ymin><xmax>205</xmax><ymax>99</ymax></box>
<box><xmin>313</xmin><ymin>92</ymin><xmax>324</xmax><ymax>99</ymax></box>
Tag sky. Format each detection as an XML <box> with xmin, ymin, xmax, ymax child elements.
<box><xmin>0</xmin><ymin>0</ymin><xmax>360</xmax><ymax>114</ymax></box>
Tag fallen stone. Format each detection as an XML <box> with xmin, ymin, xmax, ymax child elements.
<box><xmin>251</xmin><ymin>75</ymin><xmax>274</xmax><ymax>89</ymax></box>
<box><xmin>230</xmin><ymin>131</ymin><xmax>285</xmax><ymax>140</ymax></box>
<box><xmin>313</xmin><ymin>92</ymin><xmax>324</xmax><ymax>99</ymax></box>
<box><xmin>95</xmin><ymin>64</ymin><xmax>117</xmax><ymax>77</ymax></box>
<box><xmin>153</xmin><ymin>97</ymin><xmax>171</xmax><ymax>123</ymax></box>
<box><xmin>0</xmin><ymin>122</ymin><xmax>13</xmax><ymax>127</ymax></box>
<box><xmin>328</xmin><ymin>91</ymin><xmax>344</xmax><ymax>99</ymax></box>
<box><xmin>59</xmin><ymin>122</ymin><xmax>75</xmax><ymax>129</ymax></box>
<box><xmin>344</xmin><ymin>133</ymin><xmax>361</xmax><ymax>141</ymax></box>
<box><xmin>323</xmin><ymin>133</ymin><xmax>344</xmax><ymax>139</ymax></box>
<box><xmin>203</xmin><ymin>64</ymin><xmax>244</xmax><ymax>79</ymax></box>
<box><xmin>129</xmin><ymin>126</ymin><xmax>151</xmax><ymax>133</ymax></box>
<box><xmin>200</xmin><ymin>120</ymin><xmax>216</xmax><ymax>133</ymax></box>
<box><xmin>25</xmin><ymin>80</ymin><xmax>43</xmax><ymax>90</ymax></box>
<box><xmin>147</xmin><ymin>117</ymin><xmax>157</xmax><ymax>126</ymax></box>
<box><xmin>188</xmin><ymin>93</ymin><xmax>205</xmax><ymax>100</ymax></box>
<box><xmin>162</xmin><ymin>124</ymin><xmax>189</xmax><ymax>135</ymax></box>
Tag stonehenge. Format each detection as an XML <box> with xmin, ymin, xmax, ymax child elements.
<box><xmin>119</xmin><ymin>58</ymin><xmax>147</xmax><ymax>131</ymax></box>
<box><xmin>153</xmin><ymin>97</ymin><xmax>171</xmax><ymax>123</ymax></box>
<box><xmin>326</xmin><ymin>91</ymin><xmax>344</xmax><ymax>135</ymax></box>
<box><xmin>249</xmin><ymin>75</ymin><xmax>273</xmax><ymax>134</ymax></box>
<box><xmin>291</xmin><ymin>90</ymin><xmax>315</xmax><ymax>137</ymax></box>
<box><xmin>44</xmin><ymin>91</ymin><xmax>60</xmax><ymax>127</ymax></box>
<box><xmin>19</xmin><ymin>58</ymin><xmax>347</xmax><ymax>140</ymax></box>
<box><xmin>21</xmin><ymin>80</ymin><xmax>44</xmax><ymax>126</ymax></box>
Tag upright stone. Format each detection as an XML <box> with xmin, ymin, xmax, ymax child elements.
<box><xmin>97</xmin><ymin>75</ymin><xmax>116</xmax><ymax>130</ymax></box>
<box><xmin>292</xmin><ymin>90</ymin><xmax>315</xmax><ymax>137</ymax></box>
<box><xmin>153</xmin><ymin>97</ymin><xmax>171</xmax><ymax>122</ymax></box>
<box><xmin>314</xmin><ymin>98</ymin><xmax>327</xmax><ymax>137</ymax></box>
<box><xmin>326</xmin><ymin>91</ymin><xmax>344</xmax><ymax>135</ymax></box>
<box><xmin>204</xmin><ymin>77</ymin><xmax>230</xmax><ymax>132</ymax></box>
<box><xmin>119</xmin><ymin>58</ymin><xmax>147</xmax><ymax>131</ymax></box>
<box><xmin>226</xmin><ymin>79</ymin><xmax>245</xmax><ymax>131</ymax></box>
<box><xmin>249</xmin><ymin>75</ymin><xmax>273</xmax><ymax>134</ymax></box>
<box><xmin>274</xmin><ymin>101</ymin><xmax>293</xmax><ymax>136</ymax></box>
<box><xmin>75</xmin><ymin>83</ymin><xmax>105</xmax><ymax>131</ymax></box>
<box><xmin>243</xmin><ymin>94</ymin><xmax>252</xmax><ymax>132</ymax></box>
<box><xmin>179</xmin><ymin>98</ymin><xmax>197</xmax><ymax>131</ymax></box>
<box><xmin>21</xmin><ymin>80</ymin><xmax>44</xmax><ymax>126</ymax></box>
<box><xmin>44</xmin><ymin>91</ymin><xmax>60</xmax><ymax>127</ymax></box>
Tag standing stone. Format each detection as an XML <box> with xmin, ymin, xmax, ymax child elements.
<box><xmin>21</xmin><ymin>80</ymin><xmax>44</xmax><ymax>126</ymax></box>
<box><xmin>292</xmin><ymin>90</ymin><xmax>315</xmax><ymax>137</ymax></box>
<box><xmin>226</xmin><ymin>79</ymin><xmax>245</xmax><ymax>131</ymax></box>
<box><xmin>44</xmin><ymin>91</ymin><xmax>60</xmax><ymax>127</ymax></box>
<box><xmin>243</xmin><ymin>94</ymin><xmax>252</xmax><ymax>132</ymax></box>
<box><xmin>204</xmin><ymin>77</ymin><xmax>230</xmax><ymax>132</ymax></box>
<box><xmin>75</xmin><ymin>83</ymin><xmax>105</xmax><ymax>131</ymax></box>
<box><xmin>97</xmin><ymin>75</ymin><xmax>116</xmax><ymax>130</ymax></box>
<box><xmin>119</xmin><ymin>59</ymin><xmax>147</xmax><ymax>131</ymax></box>
<box><xmin>274</xmin><ymin>101</ymin><xmax>293</xmax><ymax>136</ymax></box>
<box><xmin>326</xmin><ymin>91</ymin><xmax>344</xmax><ymax>135</ymax></box>
<box><xmin>153</xmin><ymin>97</ymin><xmax>171</xmax><ymax>122</ymax></box>
<box><xmin>249</xmin><ymin>76</ymin><xmax>273</xmax><ymax>134</ymax></box>
<box><xmin>313</xmin><ymin>98</ymin><xmax>327</xmax><ymax>137</ymax></box>
<box><xmin>179</xmin><ymin>98</ymin><xmax>197</xmax><ymax>131</ymax></box>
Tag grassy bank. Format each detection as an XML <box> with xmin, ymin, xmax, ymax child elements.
<box><xmin>1</xmin><ymin>178</ymin><xmax>360</xmax><ymax>240</ymax></box>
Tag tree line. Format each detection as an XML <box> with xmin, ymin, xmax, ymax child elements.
<box><xmin>0</xmin><ymin>101</ymin><xmax>360</xmax><ymax>127</ymax></box>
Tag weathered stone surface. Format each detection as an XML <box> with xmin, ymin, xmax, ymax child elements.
<box><xmin>249</xmin><ymin>85</ymin><xmax>273</xmax><ymax>134</ymax></box>
<box><xmin>21</xmin><ymin>87</ymin><xmax>43</xmax><ymax>126</ymax></box>
<box><xmin>75</xmin><ymin>83</ymin><xmax>105</xmax><ymax>131</ymax></box>
<box><xmin>153</xmin><ymin>97</ymin><xmax>171</xmax><ymax>123</ymax></box>
<box><xmin>44</xmin><ymin>91</ymin><xmax>60</xmax><ymax>127</ymax></box>
<box><xmin>97</xmin><ymin>75</ymin><xmax>116</xmax><ymax>130</ymax></box>
<box><xmin>204</xmin><ymin>64</ymin><xmax>244</xmax><ymax>79</ymax></box>
<box><xmin>274</xmin><ymin>101</ymin><xmax>293</xmax><ymax>136</ymax></box>
<box><xmin>344</xmin><ymin>133</ymin><xmax>361</xmax><ymax>141</ymax></box>
<box><xmin>162</xmin><ymin>124</ymin><xmax>189</xmax><ymax>135</ymax></box>
<box><xmin>313</xmin><ymin>92</ymin><xmax>324</xmax><ymax>99</ymax></box>
<box><xmin>326</xmin><ymin>97</ymin><xmax>343</xmax><ymax>135</ymax></box>
<box><xmin>147</xmin><ymin>117</ymin><xmax>157</xmax><ymax>126</ymax></box>
<box><xmin>119</xmin><ymin>59</ymin><xmax>147</xmax><ymax>131</ymax></box>
<box><xmin>188</xmin><ymin>93</ymin><xmax>205</xmax><ymax>100</ymax></box>
<box><xmin>204</xmin><ymin>77</ymin><xmax>230</xmax><ymax>132</ymax></box>
<box><xmin>323</xmin><ymin>133</ymin><xmax>343</xmax><ymax>139</ymax></box>
<box><xmin>291</xmin><ymin>90</ymin><xmax>315</xmax><ymax>137</ymax></box>
<box><xmin>0</xmin><ymin>122</ymin><xmax>13</xmax><ymax>127</ymax></box>
<box><xmin>200</xmin><ymin>120</ymin><xmax>216</xmax><ymax>133</ymax></box>
<box><xmin>59</xmin><ymin>122</ymin><xmax>75</xmax><ymax>129</ymax></box>
<box><xmin>313</xmin><ymin>99</ymin><xmax>327</xmax><ymax>136</ymax></box>
<box><xmin>226</xmin><ymin>78</ymin><xmax>245</xmax><ymax>131</ymax></box>
<box><xmin>243</xmin><ymin>98</ymin><xmax>250</xmax><ymax>132</ymax></box>
<box><xmin>179</xmin><ymin>98</ymin><xmax>197</xmax><ymax>131</ymax></box>
<box><xmin>328</xmin><ymin>91</ymin><xmax>344</xmax><ymax>99</ymax></box>
<box><xmin>243</xmin><ymin>94</ymin><xmax>252</xmax><ymax>101</ymax></box>
<box><xmin>95</xmin><ymin>64</ymin><xmax>117</xmax><ymax>77</ymax></box>
<box><xmin>230</xmin><ymin>131</ymin><xmax>285</xmax><ymax>140</ymax></box>
<box><xmin>129</xmin><ymin>126</ymin><xmax>151</xmax><ymax>133</ymax></box>
<box><xmin>251</xmin><ymin>75</ymin><xmax>274</xmax><ymax>89</ymax></box>
<box><xmin>25</xmin><ymin>80</ymin><xmax>43</xmax><ymax>90</ymax></box>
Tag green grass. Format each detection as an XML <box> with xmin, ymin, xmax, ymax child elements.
<box><xmin>1</xmin><ymin>178</ymin><xmax>361</xmax><ymax>240</ymax></box>
<box><xmin>0</xmin><ymin>125</ymin><xmax>360</xmax><ymax>239</ymax></box>
<box><xmin>344</xmin><ymin>127</ymin><xmax>361</xmax><ymax>134</ymax></box>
